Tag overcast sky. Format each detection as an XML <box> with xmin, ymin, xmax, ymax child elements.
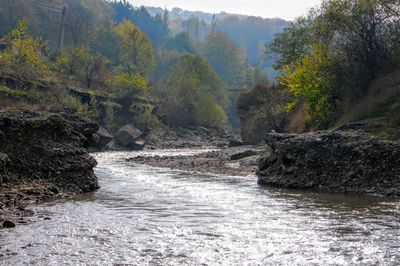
<box><xmin>129</xmin><ymin>0</ymin><xmax>322</xmax><ymax>20</ymax></box>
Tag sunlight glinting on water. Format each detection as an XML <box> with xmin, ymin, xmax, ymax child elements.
<box><xmin>1</xmin><ymin>150</ymin><xmax>400</xmax><ymax>265</ymax></box>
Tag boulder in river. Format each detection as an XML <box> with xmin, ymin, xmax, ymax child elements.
<box><xmin>258</xmin><ymin>131</ymin><xmax>400</xmax><ymax>196</ymax></box>
<box><xmin>93</xmin><ymin>126</ymin><xmax>113</xmax><ymax>150</ymax></box>
<box><xmin>229</xmin><ymin>139</ymin><xmax>243</xmax><ymax>147</ymax></box>
<box><xmin>3</xmin><ymin>220</ymin><xmax>16</xmax><ymax>228</ymax></box>
<box><xmin>115</xmin><ymin>124</ymin><xmax>144</xmax><ymax>149</ymax></box>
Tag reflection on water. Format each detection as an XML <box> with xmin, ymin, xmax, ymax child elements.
<box><xmin>1</xmin><ymin>150</ymin><xmax>400</xmax><ymax>265</ymax></box>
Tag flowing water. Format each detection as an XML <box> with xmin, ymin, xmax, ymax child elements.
<box><xmin>1</xmin><ymin>150</ymin><xmax>400</xmax><ymax>265</ymax></box>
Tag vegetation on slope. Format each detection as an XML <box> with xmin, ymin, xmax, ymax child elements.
<box><xmin>0</xmin><ymin>0</ymin><xmax>287</xmax><ymax>132</ymax></box>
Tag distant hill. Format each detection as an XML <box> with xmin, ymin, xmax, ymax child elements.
<box><xmin>145</xmin><ymin>6</ymin><xmax>288</xmax><ymax>66</ymax></box>
<box><xmin>146</xmin><ymin>7</ymin><xmax>247</xmax><ymax>24</ymax></box>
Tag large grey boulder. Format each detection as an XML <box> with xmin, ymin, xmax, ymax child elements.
<box><xmin>96</xmin><ymin>126</ymin><xmax>113</xmax><ymax>149</ymax></box>
<box><xmin>258</xmin><ymin>131</ymin><xmax>400</xmax><ymax>196</ymax></box>
<box><xmin>115</xmin><ymin>125</ymin><xmax>143</xmax><ymax>147</ymax></box>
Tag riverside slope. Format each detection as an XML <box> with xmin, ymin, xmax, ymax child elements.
<box><xmin>0</xmin><ymin>110</ymin><xmax>99</xmax><ymax>226</ymax></box>
<box><xmin>258</xmin><ymin>130</ymin><xmax>400</xmax><ymax>196</ymax></box>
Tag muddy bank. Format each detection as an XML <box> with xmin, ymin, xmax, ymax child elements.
<box><xmin>258</xmin><ymin>130</ymin><xmax>400</xmax><ymax>196</ymax></box>
<box><xmin>126</xmin><ymin>146</ymin><xmax>266</xmax><ymax>177</ymax></box>
<box><xmin>0</xmin><ymin>110</ymin><xmax>99</xmax><ymax>227</ymax></box>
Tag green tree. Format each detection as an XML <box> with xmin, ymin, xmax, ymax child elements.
<box><xmin>267</xmin><ymin>16</ymin><xmax>313</xmax><ymax>70</ymax></box>
<box><xmin>204</xmin><ymin>31</ymin><xmax>249</xmax><ymax>89</ymax></box>
<box><xmin>159</xmin><ymin>55</ymin><xmax>228</xmax><ymax>129</ymax></box>
<box><xmin>113</xmin><ymin>72</ymin><xmax>148</xmax><ymax>97</ymax></box>
<box><xmin>204</xmin><ymin>31</ymin><xmax>255</xmax><ymax>127</ymax></box>
<box><xmin>267</xmin><ymin>0</ymin><xmax>400</xmax><ymax>127</ymax></box>
<box><xmin>57</xmin><ymin>46</ymin><xmax>111</xmax><ymax>88</ymax></box>
<box><xmin>281</xmin><ymin>44</ymin><xmax>338</xmax><ymax>125</ymax></box>
<box><xmin>0</xmin><ymin>20</ymin><xmax>48</xmax><ymax>80</ymax></box>
<box><xmin>113</xmin><ymin>19</ymin><xmax>156</xmax><ymax>76</ymax></box>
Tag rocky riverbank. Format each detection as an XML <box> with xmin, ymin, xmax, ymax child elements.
<box><xmin>0</xmin><ymin>110</ymin><xmax>99</xmax><ymax>228</ymax></box>
<box><xmin>257</xmin><ymin>130</ymin><xmax>400</xmax><ymax>196</ymax></box>
<box><xmin>126</xmin><ymin>146</ymin><xmax>265</xmax><ymax>177</ymax></box>
<box><xmin>99</xmin><ymin>124</ymin><xmax>242</xmax><ymax>152</ymax></box>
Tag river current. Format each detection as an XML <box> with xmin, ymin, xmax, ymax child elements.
<box><xmin>1</xmin><ymin>150</ymin><xmax>400</xmax><ymax>265</ymax></box>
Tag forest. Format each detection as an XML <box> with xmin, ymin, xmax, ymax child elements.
<box><xmin>0</xmin><ymin>0</ymin><xmax>285</xmax><ymax>132</ymax></box>
<box><xmin>238</xmin><ymin>0</ymin><xmax>400</xmax><ymax>142</ymax></box>
<box><xmin>1</xmin><ymin>0</ymin><xmax>399</xmax><ymax>140</ymax></box>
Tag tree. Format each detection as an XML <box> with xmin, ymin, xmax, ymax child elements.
<box><xmin>113</xmin><ymin>72</ymin><xmax>148</xmax><ymax>97</ymax></box>
<box><xmin>319</xmin><ymin>0</ymin><xmax>400</xmax><ymax>89</ymax></box>
<box><xmin>111</xmin><ymin>1</ymin><xmax>169</xmax><ymax>46</ymax></box>
<box><xmin>204</xmin><ymin>31</ymin><xmax>255</xmax><ymax>126</ymax></box>
<box><xmin>267</xmin><ymin>16</ymin><xmax>313</xmax><ymax>70</ymax></box>
<box><xmin>267</xmin><ymin>0</ymin><xmax>400</xmax><ymax>127</ymax></box>
<box><xmin>159</xmin><ymin>55</ymin><xmax>228</xmax><ymax>129</ymax></box>
<box><xmin>204</xmin><ymin>31</ymin><xmax>248</xmax><ymax>89</ymax></box>
<box><xmin>0</xmin><ymin>20</ymin><xmax>48</xmax><ymax>80</ymax></box>
<box><xmin>57</xmin><ymin>46</ymin><xmax>112</xmax><ymax>88</ymax></box>
<box><xmin>162</xmin><ymin>32</ymin><xmax>195</xmax><ymax>53</ymax></box>
<box><xmin>114</xmin><ymin>19</ymin><xmax>155</xmax><ymax>77</ymax></box>
<box><xmin>281</xmin><ymin>44</ymin><xmax>339</xmax><ymax>126</ymax></box>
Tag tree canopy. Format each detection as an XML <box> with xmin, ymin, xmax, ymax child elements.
<box><xmin>159</xmin><ymin>55</ymin><xmax>228</xmax><ymax>129</ymax></box>
<box><xmin>268</xmin><ymin>0</ymin><xmax>400</xmax><ymax>127</ymax></box>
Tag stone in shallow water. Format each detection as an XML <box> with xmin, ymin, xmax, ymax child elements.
<box><xmin>3</xmin><ymin>220</ymin><xmax>16</xmax><ymax>228</ymax></box>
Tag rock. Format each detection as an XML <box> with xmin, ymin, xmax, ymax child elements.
<box><xmin>115</xmin><ymin>125</ymin><xmax>143</xmax><ymax>147</ymax></box>
<box><xmin>334</xmin><ymin>121</ymin><xmax>384</xmax><ymax>132</ymax></box>
<box><xmin>230</xmin><ymin>150</ymin><xmax>258</xmax><ymax>160</ymax></box>
<box><xmin>57</xmin><ymin>112</ymin><xmax>99</xmax><ymax>136</ymax></box>
<box><xmin>0</xmin><ymin>129</ymin><xmax>5</xmax><ymax>140</ymax></box>
<box><xmin>0</xmin><ymin>111</ymin><xmax>99</xmax><ymax>193</ymax></box>
<box><xmin>229</xmin><ymin>139</ymin><xmax>243</xmax><ymax>147</ymax></box>
<box><xmin>132</xmin><ymin>139</ymin><xmax>145</xmax><ymax>150</ymax></box>
<box><xmin>3</xmin><ymin>220</ymin><xmax>15</xmax><ymax>228</ymax></box>
<box><xmin>0</xmin><ymin>153</ymin><xmax>10</xmax><ymax>183</ymax></box>
<box><xmin>258</xmin><ymin>131</ymin><xmax>400</xmax><ymax>196</ymax></box>
<box><xmin>96</xmin><ymin>126</ymin><xmax>113</xmax><ymax>149</ymax></box>
<box><xmin>197</xmin><ymin>126</ymin><xmax>211</xmax><ymax>136</ymax></box>
<box><xmin>104</xmin><ymin>139</ymin><xmax>125</xmax><ymax>151</ymax></box>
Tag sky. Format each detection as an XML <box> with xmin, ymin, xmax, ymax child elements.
<box><xmin>129</xmin><ymin>0</ymin><xmax>323</xmax><ymax>20</ymax></box>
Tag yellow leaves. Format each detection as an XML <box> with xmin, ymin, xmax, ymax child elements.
<box><xmin>113</xmin><ymin>19</ymin><xmax>155</xmax><ymax>76</ymax></box>
<box><xmin>280</xmin><ymin>44</ymin><xmax>335</xmax><ymax>124</ymax></box>
<box><xmin>285</xmin><ymin>102</ymin><xmax>297</xmax><ymax>112</ymax></box>
<box><xmin>0</xmin><ymin>20</ymin><xmax>48</xmax><ymax>79</ymax></box>
<box><xmin>113</xmin><ymin>72</ymin><xmax>148</xmax><ymax>95</ymax></box>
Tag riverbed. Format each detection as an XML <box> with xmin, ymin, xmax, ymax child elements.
<box><xmin>1</xmin><ymin>150</ymin><xmax>400</xmax><ymax>265</ymax></box>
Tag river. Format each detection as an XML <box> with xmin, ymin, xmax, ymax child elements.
<box><xmin>1</xmin><ymin>150</ymin><xmax>400</xmax><ymax>265</ymax></box>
